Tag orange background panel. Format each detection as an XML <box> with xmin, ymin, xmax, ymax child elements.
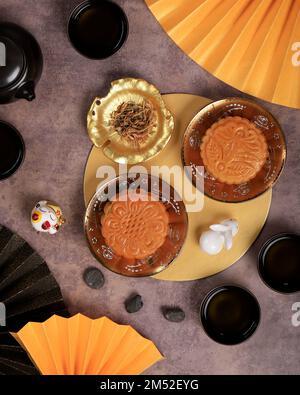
<box><xmin>145</xmin><ymin>0</ymin><xmax>300</xmax><ymax>109</ymax></box>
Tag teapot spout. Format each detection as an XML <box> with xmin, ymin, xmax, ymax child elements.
<box><xmin>16</xmin><ymin>81</ymin><xmax>36</xmax><ymax>101</ymax></box>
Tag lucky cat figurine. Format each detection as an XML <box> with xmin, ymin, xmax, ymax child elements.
<box><xmin>31</xmin><ymin>201</ymin><xmax>65</xmax><ymax>235</ymax></box>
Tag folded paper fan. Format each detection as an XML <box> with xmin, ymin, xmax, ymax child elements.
<box><xmin>0</xmin><ymin>332</ymin><xmax>37</xmax><ymax>375</ymax></box>
<box><xmin>146</xmin><ymin>0</ymin><xmax>300</xmax><ymax>109</ymax></box>
<box><xmin>0</xmin><ymin>225</ymin><xmax>68</xmax><ymax>374</ymax></box>
<box><xmin>11</xmin><ymin>314</ymin><xmax>164</xmax><ymax>375</ymax></box>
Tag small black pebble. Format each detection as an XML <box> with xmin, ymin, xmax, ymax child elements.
<box><xmin>83</xmin><ymin>267</ymin><xmax>105</xmax><ymax>289</ymax></box>
<box><xmin>125</xmin><ymin>294</ymin><xmax>143</xmax><ymax>313</ymax></box>
<box><xmin>163</xmin><ymin>307</ymin><xmax>185</xmax><ymax>323</ymax></box>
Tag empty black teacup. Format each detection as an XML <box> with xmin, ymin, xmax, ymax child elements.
<box><xmin>258</xmin><ymin>234</ymin><xmax>300</xmax><ymax>294</ymax></box>
<box><xmin>68</xmin><ymin>0</ymin><xmax>128</xmax><ymax>59</ymax></box>
<box><xmin>200</xmin><ymin>285</ymin><xmax>260</xmax><ymax>345</ymax></box>
<box><xmin>0</xmin><ymin>121</ymin><xmax>25</xmax><ymax>180</ymax></box>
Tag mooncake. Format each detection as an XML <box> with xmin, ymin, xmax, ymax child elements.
<box><xmin>101</xmin><ymin>192</ymin><xmax>169</xmax><ymax>260</ymax></box>
<box><xmin>200</xmin><ymin>116</ymin><xmax>268</xmax><ymax>185</ymax></box>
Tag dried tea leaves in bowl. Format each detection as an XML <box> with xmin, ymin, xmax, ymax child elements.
<box><xmin>110</xmin><ymin>100</ymin><xmax>157</xmax><ymax>144</ymax></box>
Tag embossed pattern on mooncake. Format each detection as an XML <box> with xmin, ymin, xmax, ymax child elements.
<box><xmin>200</xmin><ymin>116</ymin><xmax>268</xmax><ymax>185</ymax></box>
<box><xmin>101</xmin><ymin>192</ymin><xmax>169</xmax><ymax>260</ymax></box>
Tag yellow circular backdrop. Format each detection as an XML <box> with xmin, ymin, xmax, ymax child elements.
<box><xmin>84</xmin><ymin>93</ymin><xmax>272</xmax><ymax>281</ymax></box>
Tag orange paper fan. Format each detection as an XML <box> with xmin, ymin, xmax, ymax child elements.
<box><xmin>11</xmin><ymin>314</ymin><xmax>163</xmax><ymax>375</ymax></box>
<box><xmin>146</xmin><ymin>0</ymin><xmax>300</xmax><ymax>109</ymax></box>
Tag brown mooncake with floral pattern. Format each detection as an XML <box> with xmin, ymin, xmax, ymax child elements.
<box><xmin>101</xmin><ymin>192</ymin><xmax>169</xmax><ymax>260</ymax></box>
<box><xmin>200</xmin><ymin>116</ymin><xmax>268</xmax><ymax>185</ymax></box>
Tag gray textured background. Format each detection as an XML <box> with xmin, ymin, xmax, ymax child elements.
<box><xmin>1</xmin><ymin>0</ymin><xmax>300</xmax><ymax>374</ymax></box>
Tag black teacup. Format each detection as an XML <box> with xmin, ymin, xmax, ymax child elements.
<box><xmin>200</xmin><ymin>285</ymin><xmax>260</xmax><ymax>345</ymax></box>
<box><xmin>258</xmin><ymin>234</ymin><xmax>300</xmax><ymax>294</ymax></box>
<box><xmin>0</xmin><ymin>121</ymin><xmax>25</xmax><ymax>181</ymax></box>
<box><xmin>68</xmin><ymin>0</ymin><xmax>128</xmax><ymax>59</ymax></box>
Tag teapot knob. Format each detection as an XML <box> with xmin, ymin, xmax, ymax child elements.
<box><xmin>16</xmin><ymin>81</ymin><xmax>36</xmax><ymax>101</ymax></box>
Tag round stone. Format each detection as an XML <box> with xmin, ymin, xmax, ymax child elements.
<box><xmin>125</xmin><ymin>294</ymin><xmax>143</xmax><ymax>313</ymax></box>
<box><xmin>163</xmin><ymin>307</ymin><xmax>185</xmax><ymax>323</ymax></box>
<box><xmin>83</xmin><ymin>267</ymin><xmax>105</xmax><ymax>289</ymax></box>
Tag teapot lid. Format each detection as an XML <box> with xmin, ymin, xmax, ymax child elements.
<box><xmin>0</xmin><ymin>36</ymin><xmax>26</xmax><ymax>89</ymax></box>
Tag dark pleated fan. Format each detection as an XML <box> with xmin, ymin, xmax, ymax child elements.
<box><xmin>0</xmin><ymin>225</ymin><xmax>69</xmax><ymax>374</ymax></box>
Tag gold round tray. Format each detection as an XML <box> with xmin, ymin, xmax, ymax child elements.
<box><xmin>84</xmin><ymin>93</ymin><xmax>272</xmax><ymax>281</ymax></box>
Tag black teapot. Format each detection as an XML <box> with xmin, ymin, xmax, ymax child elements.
<box><xmin>0</xmin><ymin>22</ymin><xmax>43</xmax><ymax>104</ymax></box>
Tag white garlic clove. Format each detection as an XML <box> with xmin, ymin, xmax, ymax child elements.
<box><xmin>224</xmin><ymin>230</ymin><xmax>233</xmax><ymax>250</ymax></box>
<box><xmin>210</xmin><ymin>224</ymin><xmax>230</xmax><ymax>233</ymax></box>
<box><xmin>200</xmin><ymin>231</ymin><xmax>225</xmax><ymax>255</ymax></box>
<box><xmin>221</xmin><ymin>219</ymin><xmax>239</xmax><ymax>237</ymax></box>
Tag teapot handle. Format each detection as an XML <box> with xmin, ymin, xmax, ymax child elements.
<box><xmin>16</xmin><ymin>81</ymin><xmax>36</xmax><ymax>101</ymax></box>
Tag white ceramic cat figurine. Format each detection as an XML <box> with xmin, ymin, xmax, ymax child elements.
<box><xmin>31</xmin><ymin>200</ymin><xmax>65</xmax><ymax>235</ymax></box>
<box><xmin>200</xmin><ymin>219</ymin><xmax>239</xmax><ymax>256</ymax></box>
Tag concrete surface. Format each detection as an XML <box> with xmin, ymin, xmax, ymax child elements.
<box><xmin>0</xmin><ymin>0</ymin><xmax>300</xmax><ymax>374</ymax></box>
